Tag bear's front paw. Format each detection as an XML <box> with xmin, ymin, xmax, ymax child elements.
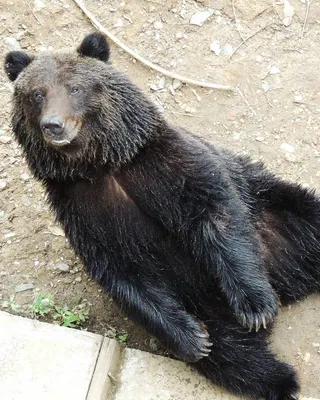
<box><xmin>173</xmin><ymin>322</ymin><xmax>212</xmax><ymax>363</ymax></box>
<box><xmin>235</xmin><ymin>293</ymin><xmax>279</xmax><ymax>332</ymax></box>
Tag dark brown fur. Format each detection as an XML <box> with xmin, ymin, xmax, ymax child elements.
<box><xmin>4</xmin><ymin>32</ymin><xmax>320</xmax><ymax>400</ymax></box>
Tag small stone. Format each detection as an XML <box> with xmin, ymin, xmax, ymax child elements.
<box><xmin>210</xmin><ymin>40</ymin><xmax>221</xmax><ymax>55</ymax></box>
<box><xmin>15</xmin><ymin>283</ymin><xmax>35</xmax><ymax>293</ymax></box>
<box><xmin>255</xmin><ymin>136</ymin><xmax>265</xmax><ymax>142</ymax></box>
<box><xmin>33</xmin><ymin>0</ymin><xmax>45</xmax><ymax>13</ymax></box>
<box><xmin>113</xmin><ymin>18</ymin><xmax>123</xmax><ymax>28</ymax></box>
<box><xmin>0</xmin><ymin>180</ymin><xmax>7</xmax><ymax>191</ymax></box>
<box><xmin>149</xmin><ymin>337</ymin><xmax>160</xmax><ymax>351</ymax></box>
<box><xmin>0</xmin><ymin>136</ymin><xmax>12</xmax><ymax>144</ymax></box>
<box><xmin>54</xmin><ymin>262</ymin><xmax>70</xmax><ymax>272</ymax></box>
<box><xmin>20</xmin><ymin>173</ymin><xmax>30</xmax><ymax>181</ymax></box>
<box><xmin>21</xmin><ymin>195</ymin><xmax>31</xmax><ymax>207</ymax></box>
<box><xmin>154</xmin><ymin>21</ymin><xmax>163</xmax><ymax>30</ymax></box>
<box><xmin>269</xmin><ymin>65</ymin><xmax>280</xmax><ymax>75</ymax></box>
<box><xmin>280</xmin><ymin>143</ymin><xmax>294</xmax><ymax>153</ymax></box>
<box><xmin>106</xmin><ymin>327</ymin><xmax>117</xmax><ymax>338</ymax></box>
<box><xmin>294</xmin><ymin>94</ymin><xmax>303</xmax><ymax>103</ymax></box>
<box><xmin>48</xmin><ymin>226</ymin><xmax>65</xmax><ymax>236</ymax></box>
<box><xmin>3</xmin><ymin>37</ymin><xmax>21</xmax><ymax>51</ymax></box>
<box><xmin>176</xmin><ymin>32</ymin><xmax>184</xmax><ymax>39</ymax></box>
<box><xmin>303</xmin><ymin>352</ymin><xmax>311</xmax><ymax>363</ymax></box>
<box><xmin>190</xmin><ymin>9</ymin><xmax>214</xmax><ymax>26</ymax></box>
<box><xmin>74</xmin><ymin>276</ymin><xmax>82</xmax><ymax>283</ymax></box>
<box><xmin>172</xmin><ymin>79</ymin><xmax>181</xmax><ymax>90</ymax></box>
<box><xmin>223</xmin><ymin>43</ymin><xmax>233</xmax><ymax>55</ymax></box>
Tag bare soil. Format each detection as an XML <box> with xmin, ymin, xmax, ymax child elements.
<box><xmin>0</xmin><ymin>0</ymin><xmax>319</xmax><ymax>396</ymax></box>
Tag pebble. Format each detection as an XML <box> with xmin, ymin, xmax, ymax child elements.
<box><xmin>3</xmin><ymin>37</ymin><xmax>21</xmax><ymax>51</ymax></box>
<box><xmin>154</xmin><ymin>21</ymin><xmax>163</xmax><ymax>30</ymax></box>
<box><xmin>106</xmin><ymin>327</ymin><xmax>117</xmax><ymax>338</ymax></box>
<box><xmin>33</xmin><ymin>0</ymin><xmax>45</xmax><ymax>13</ymax></box>
<box><xmin>190</xmin><ymin>9</ymin><xmax>214</xmax><ymax>26</ymax></box>
<box><xmin>210</xmin><ymin>40</ymin><xmax>221</xmax><ymax>55</ymax></box>
<box><xmin>0</xmin><ymin>180</ymin><xmax>7</xmax><ymax>191</ymax></box>
<box><xmin>172</xmin><ymin>79</ymin><xmax>181</xmax><ymax>90</ymax></box>
<box><xmin>149</xmin><ymin>337</ymin><xmax>160</xmax><ymax>351</ymax></box>
<box><xmin>0</xmin><ymin>136</ymin><xmax>12</xmax><ymax>144</ymax></box>
<box><xmin>21</xmin><ymin>195</ymin><xmax>31</xmax><ymax>207</ymax></box>
<box><xmin>20</xmin><ymin>173</ymin><xmax>30</xmax><ymax>181</ymax></box>
<box><xmin>48</xmin><ymin>226</ymin><xmax>65</xmax><ymax>236</ymax></box>
<box><xmin>15</xmin><ymin>283</ymin><xmax>35</xmax><ymax>293</ymax></box>
<box><xmin>74</xmin><ymin>276</ymin><xmax>82</xmax><ymax>283</ymax></box>
<box><xmin>269</xmin><ymin>65</ymin><xmax>280</xmax><ymax>75</ymax></box>
<box><xmin>54</xmin><ymin>262</ymin><xmax>70</xmax><ymax>272</ymax></box>
<box><xmin>280</xmin><ymin>143</ymin><xmax>294</xmax><ymax>153</ymax></box>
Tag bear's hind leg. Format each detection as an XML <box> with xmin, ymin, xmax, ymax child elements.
<box><xmin>254</xmin><ymin>178</ymin><xmax>320</xmax><ymax>303</ymax></box>
<box><xmin>194</xmin><ymin>316</ymin><xmax>299</xmax><ymax>400</ymax></box>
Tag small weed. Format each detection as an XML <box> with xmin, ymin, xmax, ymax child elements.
<box><xmin>32</xmin><ymin>293</ymin><xmax>89</xmax><ymax>328</ymax></box>
<box><xmin>2</xmin><ymin>295</ymin><xmax>20</xmax><ymax>313</ymax></box>
<box><xmin>53</xmin><ymin>304</ymin><xmax>89</xmax><ymax>328</ymax></box>
<box><xmin>118</xmin><ymin>332</ymin><xmax>128</xmax><ymax>343</ymax></box>
<box><xmin>32</xmin><ymin>293</ymin><xmax>55</xmax><ymax>316</ymax></box>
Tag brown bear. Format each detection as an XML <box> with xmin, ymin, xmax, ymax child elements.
<box><xmin>4</xmin><ymin>32</ymin><xmax>320</xmax><ymax>399</ymax></box>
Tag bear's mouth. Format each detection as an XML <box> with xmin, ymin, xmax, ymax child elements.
<box><xmin>51</xmin><ymin>138</ymin><xmax>71</xmax><ymax>146</ymax></box>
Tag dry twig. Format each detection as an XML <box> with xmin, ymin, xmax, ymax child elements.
<box><xmin>229</xmin><ymin>23</ymin><xmax>275</xmax><ymax>60</ymax></box>
<box><xmin>232</xmin><ymin>0</ymin><xmax>246</xmax><ymax>43</ymax></box>
<box><xmin>24</xmin><ymin>0</ymin><xmax>43</xmax><ymax>25</ymax></box>
<box><xmin>301</xmin><ymin>0</ymin><xmax>313</xmax><ymax>38</ymax></box>
<box><xmin>72</xmin><ymin>0</ymin><xmax>234</xmax><ymax>91</ymax></box>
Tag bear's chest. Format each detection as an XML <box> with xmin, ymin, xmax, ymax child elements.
<box><xmin>46</xmin><ymin>175</ymin><xmax>159</xmax><ymax>244</ymax></box>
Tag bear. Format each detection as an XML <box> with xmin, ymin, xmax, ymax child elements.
<box><xmin>4</xmin><ymin>32</ymin><xmax>320</xmax><ymax>399</ymax></box>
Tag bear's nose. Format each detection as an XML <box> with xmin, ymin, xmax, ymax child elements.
<box><xmin>40</xmin><ymin>116</ymin><xmax>65</xmax><ymax>138</ymax></box>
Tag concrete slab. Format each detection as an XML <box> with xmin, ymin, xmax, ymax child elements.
<box><xmin>0</xmin><ymin>311</ymin><xmax>102</xmax><ymax>400</ymax></box>
<box><xmin>111</xmin><ymin>348</ymin><xmax>239</xmax><ymax>400</ymax></box>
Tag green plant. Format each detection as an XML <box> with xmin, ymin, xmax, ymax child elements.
<box><xmin>53</xmin><ymin>304</ymin><xmax>89</xmax><ymax>328</ymax></box>
<box><xmin>118</xmin><ymin>332</ymin><xmax>128</xmax><ymax>343</ymax></box>
<box><xmin>32</xmin><ymin>293</ymin><xmax>55</xmax><ymax>316</ymax></box>
<box><xmin>2</xmin><ymin>295</ymin><xmax>20</xmax><ymax>313</ymax></box>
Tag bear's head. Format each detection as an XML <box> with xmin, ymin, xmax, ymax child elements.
<box><xmin>4</xmin><ymin>32</ymin><xmax>161</xmax><ymax>181</ymax></box>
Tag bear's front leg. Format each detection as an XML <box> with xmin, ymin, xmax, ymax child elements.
<box><xmin>190</xmin><ymin>209</ymin><xmax>279</xmax><ymax>331</ymax></box>
<box><xmin>104</xmin><ymin>270</ymin><xmax>212</xmax><ymax>362</ymax></box>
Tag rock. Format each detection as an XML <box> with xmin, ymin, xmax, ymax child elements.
<box><xmin>15</xmin><ymin>283</ymin><xmax>35</xmax><ymax>293</ymax></box>
<box><xmin>283</xmin><ymin>0</ymin><xmax>294</xmax><ymax>27</ymax></box>
<box><xmin>113</xmin><ymin>18</ymin><xmax>123</xmax><ymax>28</ymax></box>
<box><xmin>3</xmin><ymin>37</ymin><xmax>21</xmax><ymax>51</ymax></box>
<box><xmin>54</xmin><ymin>262</ymin><xmax>70</xmax><ymax>272</ymax></box>
<box><xmin>154</xmin><ymin>21</ymin><xmax>163</xmax><ymax>30</ymax></box>
<box><xmin>172</xmin><ymin>79</ymin><xmax>181</xmax><ymax>90</ymax></box>
<box><xmin>74</xmin><ymin>276</ymin><xmax>82</xmax><ymax>283</ymax></box>
<box><xmin>223</xmin><ymin>43</ymin><xmax>233</xmax><ymax>55</ymax></box>
<box><xmin>210</xmin><ymin>40</ymin><xmax>221</xmax><ymax>55</ymax></box>
<box><xmin>280</xmin><ymin>143</ymin><xmax>294</xmax><ymax>153</ymax></box>
<box><xmin>190</xmin><ymin>9</ymin><xmax>214</xmax><ymax>26</ymax></box>
<box><xmin>269</xmin><ymin>65</ymin><xmax>280</xmax><ymax>75</ymax></box>
<box><xmin>20</xmin><ymin>173</ymin><xmax>30</xmax><ymax>181</ymax></box>
<box><xmin>48</xmin><ymin>226</ymin><xmax>65</xmax><ymax>236</ymax></box>
<box><xmin>33</xmin><ymin>0</ymin><xmax>45</xmax><ymax>13</ymax></box>
<box><xmin>0</xmin><ymin>136</ymin><xmax>12</xmax><ymax>144</ymax></box>
<box><xmin>0</xmin><ymin>180</ymin><xmax>7</xmax><ymax>191</ymax></box>
<box><xmin>21</xmin><ymin>195</ymin><xmax>31</xmax><ymax>207</ymax></box>
<box><xmin>149</xmin><ymin>337</ymin><xmax>160</xmax><ymax>351</ymax></box>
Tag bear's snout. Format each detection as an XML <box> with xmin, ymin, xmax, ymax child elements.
<box><xmin>40</xmin><ymin>115</ymin><xmax>65</xmax><ymax>139</ymax></box>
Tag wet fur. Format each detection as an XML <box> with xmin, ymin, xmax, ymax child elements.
<box><xmin>5</xmin><ymin>33</ymin><xmax>320</xmax><ymax>400</ymax></box>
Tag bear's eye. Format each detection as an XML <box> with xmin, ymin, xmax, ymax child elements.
<box><xmin>70</xmin><ymin>86</ymin><xmax>79</xmax><ymax>96</ymax></box>
<box><xmin>33</xmin><ymin>90</ymin><xmax>44</xmax><ymax>102</ymax></box>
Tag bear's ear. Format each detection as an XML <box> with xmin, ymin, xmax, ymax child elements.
<box><xmin>4</xmin><ymin>51</ymin><xmax>34</xmax><ymax>82</ymax></box>
<box><xmin>77</xmin><ymin>32</ymin><xmax>110</xmax><ymax>62</ymax></box>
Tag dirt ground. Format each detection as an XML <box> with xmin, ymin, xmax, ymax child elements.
<box><xmin>0</xmin><ymin>0</ymin><xmax>319</xmax><ymax>396</ymax></box>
